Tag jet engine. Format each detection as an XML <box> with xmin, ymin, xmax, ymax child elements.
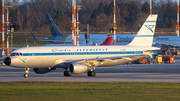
<box><xmin>68</xmin><ymin>63</ymin><xmax>88</xmax><ymax>74</ymax></box>
<box><xmin>33</xmin><ymin>68</ymin><xmax>56</xmax><ymax>74</ymax></box>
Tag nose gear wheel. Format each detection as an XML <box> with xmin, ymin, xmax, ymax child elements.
<box><xmin>24</xmin><ymin>68</ymin><xmax>30</xmax><ymax>78</ymax></box>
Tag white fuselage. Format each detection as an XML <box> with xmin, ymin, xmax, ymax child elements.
<box><xmin>8</xmin><ymin>45</ymin><xmax>160</xmax><ymax>69</ymax></box>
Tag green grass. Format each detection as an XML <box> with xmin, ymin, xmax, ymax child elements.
<box><xmin>0</xmin><ymin>82</ymin><xmax>180</xmax><ymax>101</ymax></box>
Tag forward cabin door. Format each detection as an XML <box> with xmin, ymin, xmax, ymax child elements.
<box><xmin>28</xmin><ymin>49</ymin><xmax>35</xmax><ymax>61</ymax></box>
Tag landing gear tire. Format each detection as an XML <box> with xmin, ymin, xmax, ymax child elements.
<box><xmin>64</xmin><ymin>71</ymin><xmax>72</xmax><ymax>76</ymax></box>
<box><xmin>24</xmin><ymin>73</ymin><xmax>28</xmax><ymax>78</ymax></box>
<box><xmin>87</xmin><ymin>71</ymin><xmax>96</xmax><ymax>77</ymax></box>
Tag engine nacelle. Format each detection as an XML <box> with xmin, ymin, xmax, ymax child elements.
<box><xmin>33</xmin><ymin>68</ymin><xmax>56</xmax><ymax>74</ymax></box>
<box><xmin>68</xmin><ymin>63</ymin><xmax>88</xmax><ymax>74</ymax></box>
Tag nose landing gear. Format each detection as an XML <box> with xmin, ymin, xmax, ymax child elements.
<box><xmin>24</xmin><ymin>68</ymin><xmax>30</xmax><ymax>78</ymax></box>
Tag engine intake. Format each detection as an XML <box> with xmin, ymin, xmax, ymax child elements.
<box><xmin>33</xmin><ymin>68</ymin><xmax>56</xmax><ymax>74</ymax></box>
<box><xmin>68</xmin><ymin>63</ymin><xmax>88</xmax><ymax>74</ymax></box>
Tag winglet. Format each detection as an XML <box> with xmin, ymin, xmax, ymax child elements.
<box><xmin>100</xmin><ymin>36</ymin><xmax>113</xmax><ymax>46</ymax></box>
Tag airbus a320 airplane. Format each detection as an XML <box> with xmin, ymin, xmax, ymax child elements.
<box><xmin>4</xmin><ymin>14</ymin><xmax>160</xmax><ymax>78</ymax></box>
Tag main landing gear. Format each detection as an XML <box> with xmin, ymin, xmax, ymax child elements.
<box><xmin>24</xmin><ymin>68</ymin><xmax>30</xmax><ymax>78</ymax></box>
<box><xmin>64</xmin><ymin>70</ymin><xmax>72</xmax><ymax>76</ymax></box>
<box><xmin>87</xmin><ymin>67</ymin><xmax>96</xmax><ymax>77</ymax></box>
<box><xmin>87</xmin><ymin>71</ymin><xmax>96</xmax><ymax>77</ymax></box>
<box><xmin>63</xmin><ymin>70</ymin><xmax>96</xmax><ymax>77</ymax></box>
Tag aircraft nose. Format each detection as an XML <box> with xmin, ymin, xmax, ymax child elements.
<box><xmin>4</xmin><ymin>57</ymin><xmax>11</xmax><ymax>66</ymax></box>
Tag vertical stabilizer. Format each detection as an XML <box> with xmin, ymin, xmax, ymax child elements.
<box><xmin>128</xmin><ymin>14</ymin><xmax>158</xmax><ymax>47</ymax></box>
<box><xmin>45</xmin><ymin>13</ymin><xmax>63</xmax><ymax>36</ymax></box>
<box><xmin>100</xmin><ymin>36</ymin><xmax>113</xmax><ymax>45</ymax></box>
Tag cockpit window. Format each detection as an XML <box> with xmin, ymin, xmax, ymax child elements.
<box><xmin>11</xmin><ymin>53</ymin><xmax>16</xmax><ymax>56</ymax></box>
<box><xmin>10</xmin><ymin>53</ymin><xmax>23</xmax><ymax>56</ymax></box>
<box><xmin>16</xmin><ymin>53</ymin><xmax>19</xmax><ymax>56</ymax></box>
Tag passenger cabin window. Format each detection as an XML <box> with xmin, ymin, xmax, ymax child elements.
<box><xmin>10</xmin><ymin>53</ymin><xmax>23</xmax><ymax>56</ymax></box>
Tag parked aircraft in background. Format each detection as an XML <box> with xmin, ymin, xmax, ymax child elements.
<box><xmin>153</xmin><ymin>36</ymin><xmax>180</xmax><ymax>48</ymax></box>
<box><xmin>152</xmin><ymin>36</ymin><xmax>180</xmax><ymax>55</ymax></box>
<box><xmin>4</xmin><ymin>14</ymin><xmax>160</xmax><ymax>78</ymax></box>
<box><xmin>30</xmin><ymin>13</ymin><xmax>136</xmax><ymax>45</ymax></box>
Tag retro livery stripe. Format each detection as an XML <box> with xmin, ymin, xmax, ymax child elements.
<box><xmin>145</xmin><ymin>21</ymin><xmax>156</xmax><ymax>22</ymax></box>
<box><xmin>22</xmin><ymin>50</ymin><xmax>160</xmax><ymax>56</ymax></box>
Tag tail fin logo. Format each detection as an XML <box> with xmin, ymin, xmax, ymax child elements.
<box><xmin>48</xmin><ymin>24</ymin><xmax>54</xmax><ymax>29</ymax></box>
<box><xmin>48</xmin><ymin>24</ymin><xmax>55</xmax><ymax>33</ymax></box>
<box><xmin>145</xmin><ymin>25</ymin><xmax>154</xmax><ymax>33</ymax></box>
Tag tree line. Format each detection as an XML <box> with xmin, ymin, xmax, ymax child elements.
<box><xmin>0</xmin><ymin>0</ymin><xmax>178</xmax><ymax>33</ymax></box>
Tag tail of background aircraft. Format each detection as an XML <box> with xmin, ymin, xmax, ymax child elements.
<box><xmin>131</xmin><ymin>31</ymin><xmax>133</xmax><ymax>34</ymax></box>
<box><xmin>45</xmin><ymin>13</ymin><xmax>64</xmax><ymax>36</ymax></box>
<box><xmin>100</xmin><ymin>36</ymin><xmax>112</xmax><ymax>45</ymax></box>
<box><xmin>128</xmin><ymin>14</ymin><xmax>158</xmax><ymax>47</ymax></box>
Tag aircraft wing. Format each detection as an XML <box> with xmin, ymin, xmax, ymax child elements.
<box><xmin>65</xmin><ymin>54</ymin><xmax>150</xmax><ymax>67</ymax></box>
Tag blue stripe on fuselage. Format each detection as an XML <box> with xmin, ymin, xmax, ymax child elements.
<box><xmin>22</xmin><ymin>51</ymin><xmax>146</xmax><ymax>56</ymax></box>
<box><xmin>145</xmin><ymin>21</ymin><xmax>156</xmax><ymax>22</ymax></box>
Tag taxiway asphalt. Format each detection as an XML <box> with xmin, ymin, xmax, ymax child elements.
<box><xmin>0</xmin><ymin>62</ymin><xmax>180</xmax><ymax>82</ymax></box>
